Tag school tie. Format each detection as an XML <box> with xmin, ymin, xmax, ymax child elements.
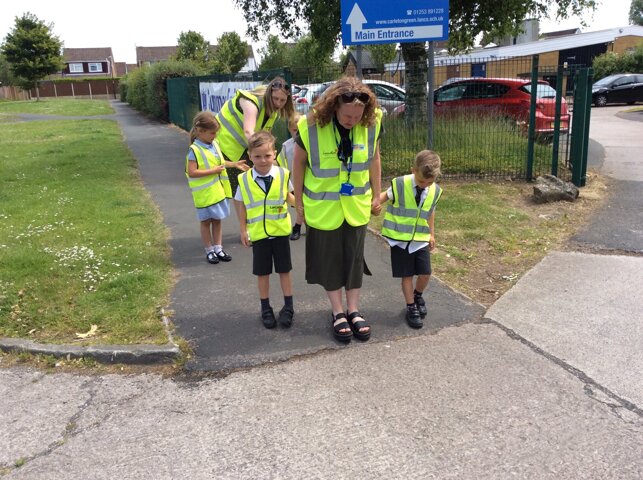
<box><xmin>415</xmin><ymin>186</ymin><xmax>423</xmax><ymax>206</ymax></box>
<box><xmin>259</xmin><ymin>175</ymin><xmax>272</xmax><ymax>192</ymax></box>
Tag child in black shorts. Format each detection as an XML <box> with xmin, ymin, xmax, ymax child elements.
<box><xmin>378</xmin><ymin>150</ymin><xmax>442</xmax><ymax>328</ymax></box>
<box><xmin>235</xmin><ymin>131</ymin><xmax>295</xmax><ymax>329</ymax></box>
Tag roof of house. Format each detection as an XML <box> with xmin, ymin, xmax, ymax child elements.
<box><xmin>63</xmin><ymin>48</ymin><xmax>114</xmax><ymax>62</ymax></box>
<box><xmin>541</xmin><ymin>28</ymin><xmax>582</xmax><ymax>39</ymax></box>
<box><xmin>445</xmin><ymin>25</ymin><xmax>643</xmax><ymax>63</ymax></box>
<box><xmin>136</xmin><ymin>44</ymin><xmax>254</xmax><ymax>63</ymax></box>
<box><xmin>383</xmin><ymin>25</ymin><xmax>643</xmax><ymax>72</ymax></box>
<box><xmin>136</xmin><ymin>46</ymin><xmax>178</xmax><ymax>63</ymax></box>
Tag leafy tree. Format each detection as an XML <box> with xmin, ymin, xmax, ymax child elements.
<box><xmin>211</xmin><ymin>32</ymin><xmax>248</xmax><ymax>74</ymax></box>
<box><xmin>175</xmin><ymin>30</ymin><xmax>210</xmax><ymax>66</ymax></box>
<box><xmin>234</xmin><ymin>0</ymin><xmax>596</xmax><ymax>53</ymax></box>
<box><xmin>630</xmin><ymin>0</ymin><xmax>643</xmax><ymax>25</ymax></box>
<box><xmin>0</xmin><ymin>53</ymin><xmax>19</xmax><ymax>86</ymax></box>
<box><xmin>1</xmin><ymin>12</ymin><xmax>63</xmax><ymax>100</ymax></box>
<box><xmin>366</xmin><ymin>44</ymin><xmax>397</xmax><ymax>72</ymax></box>
<box><xmin>234</xmin><ymin>0</ymin><xmax>597</xmax><ymax>117</ymax></box>
<box><xmin>258</xmin><ymin>35</ymin><xmax>289</xmax><ymax>70</ymax></box>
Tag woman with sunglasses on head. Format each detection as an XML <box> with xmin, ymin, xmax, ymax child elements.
<box><xmin>216</xmin><ymin>76</ymin><xmax>295</xmax><ymax>192</ymax></box>
<box><xmin>292</xmin><ymin>76</ymin><xmax>383</xmax><ymax>343</ymax></box>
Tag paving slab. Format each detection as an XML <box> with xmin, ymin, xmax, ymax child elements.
<box><xmin>486</xmin><ymin>251</ymin><xmax>643</xmax><ymax>407</ymax></box>
<box><xmin>2</xmin><ymin>324</ymin><xmax>641</xmax><ymax>479</ymax></box>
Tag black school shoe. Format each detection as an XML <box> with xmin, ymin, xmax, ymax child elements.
<box><xmin>262</xmin><ymin>307</ymin><xmax>276</xmax><ymax>329</ymax></box>
<box><xmin>415</xmin><ymin>295</ymin><xmax>427</xmax><ymax>318</ymax></box>
<box><xmin>216</xmin><ymin>250</ymin><xmax>232</xmax><ymax>262</ymax></box>
<box><xmin>206</xmin><ymin>251</ymin><xmax>219</xmax><ymax>264</ymax></box>
<box><xmin>278</xmin><ymin>305</ymin><xmax>294</xmax><ymax>328</ymax></box>
<box><xmin>290</xmin><ymin>225</ymin><xmax>301</xmax><ymax>241</ymax></box>
<box><xmin>406</xmin><ymin>305</ymin><xmax>423</xmax><ymax>329</ymax></box>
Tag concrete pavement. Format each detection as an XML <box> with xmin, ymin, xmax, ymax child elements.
<box><xmin>2</xmin><ymin>323</ymin><xmax>641</xmax><ymax>479</ymax></box>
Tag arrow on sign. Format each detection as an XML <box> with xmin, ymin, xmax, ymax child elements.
<box><xmin>346</xmin><ymin>2</ymin><xmax>367</xmax><ymax>33</ymax></box>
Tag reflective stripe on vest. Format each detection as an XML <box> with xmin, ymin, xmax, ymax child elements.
<box><xmin>297</xmin><ymin>110</ymin><xmax>382</xmax><ymax>230</ymax></box>
<box><xmin>216</xmin><ymin>90</ymin><xmax>278</xmax><ymax>161</ymax></box>
<box><xmin>239</xmin><ymin>167</ymin><xmax>291</xmax><ymax>241</ymax></box>
<box><xmin>185</xmin><ymin>141</ymin><xmax>231</xmax><ymax>208</ymax></box>
<box><xmin>276</xmin><ymin>147</ymin><xmax>287</xmax><ymax>169</ymax></box>
<box><xmin>381</xmin><ymin>175</ymin><xmax>441</xmax><ymax>242</ymax></box>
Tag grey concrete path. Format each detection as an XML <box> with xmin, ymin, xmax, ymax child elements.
<box><xmin>2</xmin><ymin>323</ymin><xmax>641</xmax><ymax>479</ymax></box>
<box><xmin>110</xmin><ymin>101</ymin><xmax>484</xmax><ymax>372</ymax></box>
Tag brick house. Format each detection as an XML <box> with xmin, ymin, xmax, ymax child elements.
<box><xmin>62</xmin><ymin>48</ymin><xmax>115</xmax><ymax>77</ymax></box>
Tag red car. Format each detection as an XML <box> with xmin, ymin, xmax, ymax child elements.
<box><xmin>395</xmin><ymin>78</ymin><xmax>570</xmax><ymax>135</ymax></box>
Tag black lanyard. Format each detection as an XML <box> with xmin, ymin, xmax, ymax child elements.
<box><xmin>334</xmin><ymin>123</ymin><xmax>353</xmax><ymax>182</ymax></box>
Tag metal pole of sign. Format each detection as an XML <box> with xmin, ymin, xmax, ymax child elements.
<box><xmin>356</xmin><ymin>45</ymin><xmax>363</xmax><ymax>79</ymax></box>
<box><xmin>427</xmin><ymin>41</ymin><xmax>435</xmax><ymax>150</ymax></box>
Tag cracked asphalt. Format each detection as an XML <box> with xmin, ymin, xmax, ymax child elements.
<box><xmin>0</xmin><ymin>105</ymin><xmax>641</xmax><ymax>478</ymax></box>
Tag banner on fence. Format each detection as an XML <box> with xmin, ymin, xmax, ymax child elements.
<box><xmin>199</xmin><ymin>81</ymin><xmax>262</xmax><ymax>114</ymax></box>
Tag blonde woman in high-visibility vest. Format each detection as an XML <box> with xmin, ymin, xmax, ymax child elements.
<box><xmin>216</xmin><ymin>76</ymin><xmax>295</xmax><ymax>194</ymax></box>
<box><xmin>378</xmin><ymin>150</ymin><xmax>442</xmax><ymax>329</ymax></box>
<box><xmin>234</xmin><ymin>131</ymin><xmax>296</xmax><ymax>329</ymax></box>
<box><xmin>186</xmin><ymin>112</ymin><xmax>248</xmax><ymax>264</ymax></box>
<box><xmin>292</xmin><ymin>76</ymin><xmax>383</xmax><ymax>343</ymax></box>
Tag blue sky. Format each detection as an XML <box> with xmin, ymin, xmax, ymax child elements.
<box><xmin>0</xmin><ymin>0</ymin><xmax>635</xmax><ymax>64</ymax></box>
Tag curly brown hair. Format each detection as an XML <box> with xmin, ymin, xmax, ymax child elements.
<box><xmin>310</xmin><ymin>76</ymin><xmax>378</xmax><ymax>128</ymax></box>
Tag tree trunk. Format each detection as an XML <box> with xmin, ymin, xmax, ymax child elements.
<box><xmin>401</xmin><ymin>42</ymin><xmax>428</xmax><ymax>122</ymax></box>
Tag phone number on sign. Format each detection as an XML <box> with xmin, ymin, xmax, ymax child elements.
<box><xmin>410</xmin><ymin>8</ymin><xmax>444</xmax><ymax>15</ymax></box>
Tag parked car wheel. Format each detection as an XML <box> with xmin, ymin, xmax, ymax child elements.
<box><xmin>595</xmin><ymin>94</ymin><xmax>608</xmax><ymax>107</ymax></box>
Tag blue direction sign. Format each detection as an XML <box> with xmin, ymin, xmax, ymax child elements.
<box><xmin>341</xmin><ymin>0</ymin><xmax>449</xmax><ymax>46</ymax></box>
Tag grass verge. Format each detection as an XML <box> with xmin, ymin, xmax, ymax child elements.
<box><xmin>0</xmin><ymin>119</ymin><xmax>172</xmax><ymax>345</ymax></box>
<box><xmin>0</xmin><ymin>98</ymin><xmax>114</xmax><ymax>116</ymax></box>
<box><xmin>370</xmin><ymin>173</ymin><xmax>608</xmax><ymax>306</ymax></box>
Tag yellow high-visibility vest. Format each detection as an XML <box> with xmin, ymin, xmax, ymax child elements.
<box><xmin>381</xmin><ymin>174</ymin><xmax>441</xmax><ymax>242</ymax></box>
<box><xmin>239</xmin><ymin>167</ymin><xmax>291</xmax><ymax>241</ymax></box>
<box><xmin>215</xmin><ymin>90</ymin><xmax>278</xmax><ymax>161</ymax></box>
<box><xmin>185</xmin><ymin>141</ymin><xmax>231</xmax><ymax>208</ymax></box>
<box><xmin>297</xmin><ymin>109</ymin><xmax>382</xmax><ymax>230</ymax></box>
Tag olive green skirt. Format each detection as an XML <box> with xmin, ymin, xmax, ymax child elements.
<box><xmin>305</xmin><ymin>222</ymin><xmax>371</xmax><ymax>291</ymax></box>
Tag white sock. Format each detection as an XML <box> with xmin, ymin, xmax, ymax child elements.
<box><xmin>205</xmin><ymin>246</ymin><xmax>215</xmax><ymax>254</ymax></box>
<box><xmin>214</xmin><ymin>245</ymin><xmax>223</xmax><ymax>254</ymax></box>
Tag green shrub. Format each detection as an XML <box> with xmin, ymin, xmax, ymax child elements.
<box><xmin>125</xmin><ymin>66</ymin><xmax>149</xmax><ymax>112</ymax></box>
<box><xmin>119</xmin><ymin>78</ymin><xmax>128</xmax><ymax>102</ymax></box>
<box><xmin>593</xmin><ymin>41</ymin><xmax>643</xmax><ymax>80</ymax></box>
<box><xmin>144</xmin><ymin>60</ymin><xmax>206</xmax><ymax>122</ymax></box>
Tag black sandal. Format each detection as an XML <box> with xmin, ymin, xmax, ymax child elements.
<box><xmin>347</xmin><ymin>311</ymin><xmax>371</xmax><ymax>341</ymax></box>
<box><xmin>331</xmin><ymin>312</ymin><xmax>352</xmax><ymax>342</ymax></box>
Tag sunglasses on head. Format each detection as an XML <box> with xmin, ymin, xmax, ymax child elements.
<box><xmin>270</xmin><ymin>81</ymin><xmax>291</xmax><ymax>92</ymax></box>
<box><xmin>340</xmin><ymin>91</ymin><xmax>370</xmax><ymax>104</ymax></box>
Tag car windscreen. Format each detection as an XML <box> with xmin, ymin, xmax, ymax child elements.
<box><xmin>520</xmin><ymin>84</ymin><xmax>557</xmax><ymax>98</ymax></box>
<box><xmin>593</xmin><ymin>75</ymin><xmax>620</xmax><ymax>87</ymax></box>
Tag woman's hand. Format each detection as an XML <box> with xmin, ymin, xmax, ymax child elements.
<box><xmin>429</xmin><ymin>238</ymin><xmax>436</xmax><ymax>252</ymax></box>
<box><xmin>295</xmin><ymin>204</ymin><xmax>305</xmax><ymax>225</ymax></box>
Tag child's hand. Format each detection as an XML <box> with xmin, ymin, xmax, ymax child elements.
<box><xmin>429</xmin><ymin>239</ymin><xmax>436</xmax><ymax>252</ymax></box>
<box><xmin>371</xmin><ymin>197</ymin><xmax>382</xmax><ymax>216</ymax></box>
<box><xmin>236</xmin><ymin>160</ymin><xmax>250</xmax><ymax>172</ymax></box>
<box><xmin>240</xmin><ymin>230</ymin><xmax>251</xmax><ymax>247</ymax></box>
<box><xmin>216</xmin><ymin>165</ymin><xmax>225</xmax><ymax>174</ymax></box>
